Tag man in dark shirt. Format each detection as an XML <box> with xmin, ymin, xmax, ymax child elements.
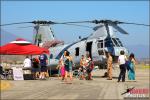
<box><xmin>39</xmin><ymin>53</ymin><xmax>48</xmax><ymax>79</ymax></box>
<box><xmin>32</xmin><ymin>58</ymin><xmax>40</xmax><ymax>79</ymax></box>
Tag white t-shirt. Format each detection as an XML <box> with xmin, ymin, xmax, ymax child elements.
<box><xmin>118</xmin><ymin>55</ymin><xmax>127</xmax><ymax>65</ymax></box>
<box><xmin>23</xmin><ymin>58</ymin><xmax>31</xmax><ymax>68</ymax></box>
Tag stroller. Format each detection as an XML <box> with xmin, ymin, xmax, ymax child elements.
<box><xmin>77</xmin><ymin>66</ymin><xmax>88</xmax><ymax>80</ymax></box>
<box><xmin>0</xmin><ymin>66</ymin><xmax>12</xmax><ymax>80</ymax></box>
<box><xmin>0</xmin><ymin>66</ymin><xmax>6</xmax><ymax>79</ymax></box>
<box><xmin>73</xmin><ymin>68</ymin><xmax>84</xmax><ymax>80</ymax></box>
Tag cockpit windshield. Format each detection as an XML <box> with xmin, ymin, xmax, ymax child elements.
<box><xmin>97</xmin><ymin>38</ymin><xmax>123</xmax><ymax>48</ymax></box>
<box><xmin>112</xmin><ymin>38</ymin><xmax>120</xmax><ymax>47</ymax></box>
<box><xmin>105</xmin><ymin>38</ymin><xmax>123</xmax><ymax>47</ymax></box>
<box><xmin>115</xmin><ymin>38</ymin><xmax>123</xmax><ymax>47</ymax></box>
<box><xmin>105</xmin><ymin>38</ymin><xmax>115</xmax><ymax>47</ymax></box>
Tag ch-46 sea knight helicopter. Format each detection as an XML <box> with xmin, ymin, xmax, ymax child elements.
<box><xmin>1</xmin><ymin>19</ymin><xmax>149</xmax><ymax>70</ymax></box>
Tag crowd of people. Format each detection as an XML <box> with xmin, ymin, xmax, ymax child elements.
<box><xmin>56</xmin><ymin>51</ymin><xmax>94</xmax><ymax>83</ymax></box>
<box><xmin>78</xmin><ymin>54</ymin><xmax>94</xmax><ymax>80</ymax></box>
<box><xmin>23</xmin><ymin>53</ymin><xmax>48</xmax><ymax>80</ymax></box>
<box><xmin>106</xmin><ymin>50</ymin><xmax>136</xmax><ymax>82</ymax></box>
<box><xmin>22</xmin><ymin>50</ymin><xmax>136</xmax><ymax>83</ymax></box>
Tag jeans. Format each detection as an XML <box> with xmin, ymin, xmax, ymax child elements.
<box><xmin>118</xmin><ymin>64</ymin><xmax>126</xmax><ymax>82</ymax></box>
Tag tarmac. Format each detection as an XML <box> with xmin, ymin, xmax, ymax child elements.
<box><xmin>0</xmin><ymin>65</ymin><xmax>149</xmax><ymax>100</ymax></box>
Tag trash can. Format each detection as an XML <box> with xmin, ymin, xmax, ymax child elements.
<box><xmin>23</xmin><ymin>68</ymin><xmax>34</xmax><ymax>80</ymax></box>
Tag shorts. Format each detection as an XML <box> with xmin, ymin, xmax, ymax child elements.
<box><xmin>32</xmin><ymin>67</ymin><xmax>40</xmax><ymax>73</ymax></box>
<box><xmin>41</xmin><ymin>66</ymin><xmax>47</xmax><ymax>72</ymax></box>
<box><xmin>65</xmin><ymin>66</ymin><xmax>72</xmax><ymax>72</ymax></box>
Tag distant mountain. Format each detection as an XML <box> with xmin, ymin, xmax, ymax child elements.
<box><xmin>126</xmin><ymin>45</ymin><xmax>149</xmax><ymax>59</ymax></box>
<box><xmin>0</xmin><ymin>29</ymin><xmax>32</xmax><ymax>46</ymax></box>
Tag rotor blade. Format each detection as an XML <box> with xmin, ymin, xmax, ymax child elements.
<box><xmin>0</xmin><ymin>22</ymin><xmax>32</xmax><ymax>26</ymax></box>
<box><xmin>111</xmin><ymin>24</ymin><xmax>129</xmax><ymax>34</ymax></box>
<box><xmin>116</xmin><ymin>21</ymin><xmax>150</xmax><ymax>27</ymax></box>
<box><xmin>18</xmin><ymin>26</ymin><xmax>34</xmax><ymax>28</ymax></box>
<box><xmin>17</xmin><ymin>23</ymin><xmax>93</xmax><ymax>29</ymax></box>
<box><xmin>58</xmin><ymin>21</ymin><xmax>92</xmax><ymax>24</ymax></box>
<box><xmin>17</xmin><ymin>24</ymin><xmax>50</xmax><ymax>28</ymax></box>
<box><xmin>58</xmin><ymin>23</ymin><xmax>93</xmax><ymax>29</ymax></box>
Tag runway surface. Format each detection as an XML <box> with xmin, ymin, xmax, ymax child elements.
<box><xmin>1</xmin><ymin>65</ymin><xmax>149</xmax><ymax>99</ymax></box>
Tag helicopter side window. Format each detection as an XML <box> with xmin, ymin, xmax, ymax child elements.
<box><xmin>97</xmin><ymin>40</ymin><xmax>103</xmax><ymax>48</ymax></box>
<box><xmin>98</xmin><ymin>50</ymin><xmax>104</xmax><ymax>55</ymax></box>
<box><xmin>75</xmin><ymin>47</ymin><xmax>79</xmax><ymax>56</ymax></box>
<box><xmin>50</xmin><ymin>54</ymin><xmax>53</xmax><ymax>59</ymax></box>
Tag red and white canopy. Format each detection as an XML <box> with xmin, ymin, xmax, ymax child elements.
<box><xmin>0</xmin><ymin>38</ymin><xmax>49</xmax><ymax>55</ymax></box>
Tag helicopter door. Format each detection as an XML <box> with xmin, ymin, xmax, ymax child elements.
<box><xmin>97</xmin><ymin>40</ymin><xmax>105</xmax><ymax>55</ymax></box>
<box><xmin>86</xmin><ymin>42</ymin><xmax>93</xmax><ymax>59</ymax></box>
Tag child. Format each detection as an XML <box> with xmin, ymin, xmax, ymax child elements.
<box><xmin>58</xmin><ymin>59</ymin><xmax>65</xmax><ymax>80</ymax></box>
<box><xmin>80</xmin><ymin>55</ymin><xmax>86</xmax><ymax>80</ymax></box>
<box><xmin>78</xmin><ymin>67</ymin><xmax>83</xmax><ymax>80</ymax></box>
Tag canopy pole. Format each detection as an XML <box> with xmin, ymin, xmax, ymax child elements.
<box><xmin>48</xmin><ymin>54</ymin><xmax>51</xmax><ymax>79</ymax></box>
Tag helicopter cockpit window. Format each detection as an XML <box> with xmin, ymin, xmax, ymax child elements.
<box><xmin>105</xmin><ymin>39</ymin><xmax>115</xmax><ymax>47</ymax></box>
<box><xmin>116</xmin><ymin>38</ymin><xmax>123</xmax><ymax>47</ymax></box>
<box><xmin>112</xmin><ymin>38</ymin><xmax>120</xmax><ymax>47</ymax></box>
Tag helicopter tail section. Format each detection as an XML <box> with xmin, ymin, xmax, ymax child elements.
<box><xmin>34</xmin><ymin>25</ymin><xmax>55</xmax><ymax>46</ymax></box>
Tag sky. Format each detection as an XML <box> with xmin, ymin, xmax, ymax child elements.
<box><xmin>1</xmin><ymin>1</ymin><xmax>149</xmax><ymax>47</ymax></box>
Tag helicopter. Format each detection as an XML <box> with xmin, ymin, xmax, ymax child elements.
<box><xmin>1</xmin><ymin>19</ymin><xmax>149</xmax><ymax>70</ymax></box>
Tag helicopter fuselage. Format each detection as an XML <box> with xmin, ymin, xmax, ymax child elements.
<box><xmin>32</xmin><ymin>22</ymin><xmax>130</xmax><ymax>71</ymax></box>
<box><xmin>48</xmin><ymin>37</ymin><xmax>128</xmax><ymax>70</ymax></box>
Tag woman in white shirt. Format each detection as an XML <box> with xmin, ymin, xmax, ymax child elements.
<box><xmin>118</xmin><ymin>50</ymin><xmax>127</xmax><ymax>82</ymax></box>
<box><xmin>23</xmin><ymin>56</ymin><xmax>31</xmax><ymax>68</ymax></box>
